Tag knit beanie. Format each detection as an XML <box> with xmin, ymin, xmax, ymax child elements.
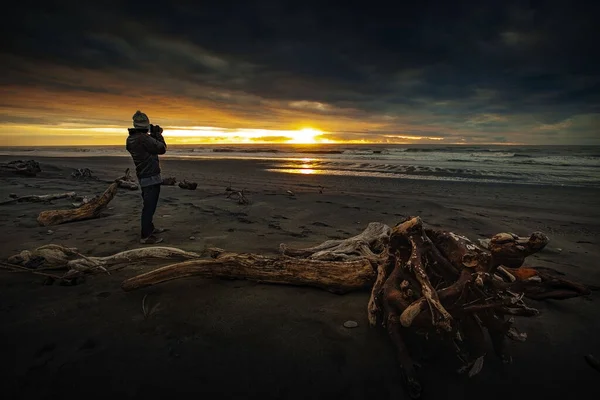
<box><xmin>132</xmin><ymin>110</ymin><xmax>150</xmax><ymax>129</ymax></box>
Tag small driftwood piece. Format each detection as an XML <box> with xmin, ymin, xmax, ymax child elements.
<box><xmin>37</xmin><ymin>181</ymin><xmax>118</xmax><ymax>226</ymax></box>
<box><xmin>226</xmin><ymin>189</ymin><xmax>250</xmax><ymax>205</ymax></box>
<box><xmin>116</xmin><ymin>168</ymin><xmax>138</xmax><ymax>190</ymax></box>
<box><xmin>162</xmin><ymin>177</ymin><xmax>177</xmax><ymax>186</ymax></box>
<box><xmin>280</xmin><ymin>222</ymin><xmax>390</xmax><ymax>263</ymax></box>
<box><xmin>71</xmin><ymin>168</ymin><xmax>96</xmax><ymax>179</ymax></box>
<box><xmin>179</xmin><ymin>180</ymin><xmax>197</xmax><ymax>190</ymax></box>
<box><xmin>0</xmin><ymin>192</ymin><xmax>77</xmax><ymax>206</ymax></box>
<box><xmin>0</xmin><ymin>160</ymin><xmax>41</xmax><ymax>177</ymax></box>
<box><xmin>121</xmin><ymin>249</ymin><xmax>375</xmax><ymax>294</ymax></box>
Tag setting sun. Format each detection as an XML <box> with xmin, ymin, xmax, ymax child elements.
<box><xmin>287</xmin><ymin>128</ymin><xmax>321</xmax><ymax>144</ymax></box>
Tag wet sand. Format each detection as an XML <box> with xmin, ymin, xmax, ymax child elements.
<box><xmin>1</xmin><ymin>155</ymin><xmax>599</xmax><ymax>399</ymax></box>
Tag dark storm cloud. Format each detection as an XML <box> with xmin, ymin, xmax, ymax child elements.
<box><xmin>1</xmin><ymin>0</ymin><xmax>599</xmax><ymax>143</ymax></box>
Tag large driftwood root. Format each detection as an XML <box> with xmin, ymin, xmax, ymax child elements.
<box><xmin>121</xmin><ymin>249</ymin><xmax>375</xmax><ymax>294</ymax></box>
<box><xmin>364</xmin><ymin>217</ymin><xmax>576</xmax><ymax>398</ymax></box>
<box><xmin>37</xmin><ymin>182</ymin><xmax>118</xmax><ymax>226</ymax></box>
<box><xmin>0</xmin><ymin>160</ymin><xmax>41</xmax><ymax>176</ymax></box>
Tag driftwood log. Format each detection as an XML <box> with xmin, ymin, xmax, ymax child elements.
<box><xmin>0</xmin><ymin>192</ymin><xmax>77</xmax><ymax>206</ymax></box>
<box><xmin>0</xmin><ymin>160</ymin><xmax>41</xmax><ymax>176</ymax></box>
<box><xmin>121</xmin><ymin>248</ymin><xmax>374</xmax><ymax>293</ymax></box>
<box><xmin>37</xmin><ymin>181</ymin><xmax>118</xmax><ymax>226</ymax></box>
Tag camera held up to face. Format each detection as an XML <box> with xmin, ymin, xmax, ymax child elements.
<box><xmin>149</xmin><ymin>124</ymin><xmax>163</xmax><ymax>137</ymax></box>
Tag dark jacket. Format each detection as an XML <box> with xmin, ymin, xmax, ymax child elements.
<box><xmin>126</xmin><ymin>128</ymin><xmax>167</xmax><ymax>179</ymax></box>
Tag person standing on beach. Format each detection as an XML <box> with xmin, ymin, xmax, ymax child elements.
<box><xmin>126</xmin><ymin>110</ymin><xmax>167</xmax><ymax>244</ymax></box>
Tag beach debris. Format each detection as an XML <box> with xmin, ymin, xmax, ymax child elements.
<box><xmin>71</xmin><ymin>168</ymin><xmax>96</xmax><ymax>179</ymax></box>
<box><xmin>142</xmin><ymin>294</ymin><xmax>161</xmax><ymax>319</ymax></box>
<box><xmin>116</xmin><ymin>168</ymin><xmax>139</xmax><ymax>190</ymax></box>
<box><xmin>71</xmin><ymin>195</ymin><xmax>94</xmax><ymax>208</ymax></box>
<box><xmin>0</xmin><ymin>191</ymin><xmax>77</xmax><ymax>206</ymax></box>
<box><xmin>585</xmin><ymin>354</ymin><xmax>600</xmax><ymax>372</ymax></box>
<box><xmin>142</xmin><ymin>294</ymin><xmax>149</xmax><ymax>319</ymax></box>
<box><xmin>343</xmin><ymin>320</ymin><xmax>358</xmax><ymax>328</ymax></box>
<box><xmin>226</xmin><ymin>189</ymin><xmax>250</xmax><ymax>205</ymax></box>
<box><xmin>224</xmin><ymin>183</ymin><xmax>250</xmax><ymax>204</ymax></box>
<box><xmin>0</xmin><ymin>160</ymin><xmax>41</xmax><ymax>177</ymax></box>
<box><xmin>162</xmin><ymin>177</ymin><xmax>177</xmax><ymax>186</ymax></box>
<box><xmin>37</xmin><ymin>181</ymin><xmax>119</xmax><ymax>226</ymax></box>
<box><xmin>178</xmin><ymin>180</ymin><xmax>197</xmax><ymax>190</ymax></box>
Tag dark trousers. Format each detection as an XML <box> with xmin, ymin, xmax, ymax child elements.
<box><xmin>141</xmin><ymin>183</ymin><xmax>161</xmax><ymax>238</ymax></box>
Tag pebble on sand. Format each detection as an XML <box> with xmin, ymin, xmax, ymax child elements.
<box><xmin>343</xmin><ymin>320</ymin><xmax>358</xmax><ymax>328</ymax></box>
<box><xmin>189</xmin><ymin>236</ymin><xmax>196</xmax><ymax>240</ymax></box>
<box><xmin>47</xmin><ymin>230</ymin><xmax>54</xmax><ymax>235</ymax></box>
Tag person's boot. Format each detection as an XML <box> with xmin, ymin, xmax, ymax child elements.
<box><xmin>140</xmin><ymin>235</ymin><xmax>164</xmax><ymax>244</ymax></box>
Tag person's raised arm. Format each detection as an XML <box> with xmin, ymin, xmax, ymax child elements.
<box><xmin>141</xmin><ymin>133</ymin><xmax>166</xmax><ymax>155</ymax></box>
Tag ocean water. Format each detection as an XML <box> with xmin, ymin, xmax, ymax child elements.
<box><xmin>1</xmin><ymin>144</ymin><xmax>599</xmax><ymax>188</ymax></box>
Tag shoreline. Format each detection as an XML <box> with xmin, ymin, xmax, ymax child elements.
<box><xmin>2</xmin><ymin>154</ymin><xmax>599</xmax><ymax>190</ymax></box>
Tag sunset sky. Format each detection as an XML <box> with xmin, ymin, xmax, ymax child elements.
<box><xmin>1</xmin><ymin>1</ymin><xmax>598</xmax><ymax>146</ymax></box>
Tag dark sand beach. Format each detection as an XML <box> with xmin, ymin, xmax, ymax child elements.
<box><xmin>1</xmin><ymin>155</ymin><xmax>599</xmax><ymax>399</ymax></box>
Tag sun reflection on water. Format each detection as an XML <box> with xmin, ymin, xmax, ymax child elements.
<box><xmin>298</xmin><ymin>158</ymin><xmax>316</xmax><ymax>174</ymax></box>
